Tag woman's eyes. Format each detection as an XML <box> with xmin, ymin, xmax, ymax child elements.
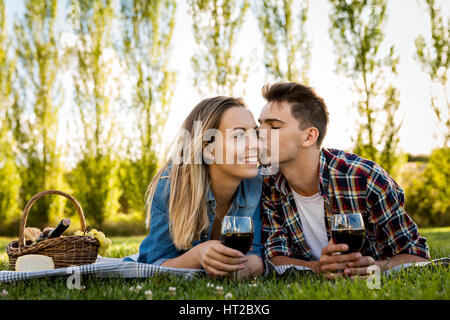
<box><xmin>233</xmin><ymin>130</ymin><xmax>258</xmax><ymax>139</ymax></box>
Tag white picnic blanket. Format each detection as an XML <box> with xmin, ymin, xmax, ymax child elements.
<box><xmin>0</xmin><ymin>254</ymin><xmax>204</xmax><ymax>283</ymax></box>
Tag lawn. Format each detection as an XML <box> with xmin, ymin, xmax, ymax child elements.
<box><xmin>0</xmin><ymin>228</ymin><xmax>449</xmax><ymax>300</ymax></box>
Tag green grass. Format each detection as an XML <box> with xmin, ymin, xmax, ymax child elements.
<box><xmin>0</xmin><ymin>227</ymin><xmax>449</xmax><ymax>300</ymax></box>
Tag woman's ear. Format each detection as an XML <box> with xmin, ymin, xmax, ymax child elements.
<box><xmin>302</xmin><ymin>127</ymin><xmax>319</xmax><ymax>147</ymax></box>
<box><xmin>203</xmin><ymin>143</ymin><xmax>215</xmax><ymax>164</ymax></box>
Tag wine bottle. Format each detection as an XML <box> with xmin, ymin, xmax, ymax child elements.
<box><xmin>36</xmin><ymin>227</ymin><xmax>54</xmax><ymax>243</ymax></box>
<box><xmin>48</xmin><ymin>218</ymin><xmax>71</xmax><ymax>238</ymax></box>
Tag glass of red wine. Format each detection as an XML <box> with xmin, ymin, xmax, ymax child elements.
<box><xmin>331</xmin><ymin>213</ymin><xmax>365</xmax><ymax>253</ymax></box>
<box><xmin>220</xmin><ymin>216</ymin><xmax>253</xmax><ymax>280</ymax></box>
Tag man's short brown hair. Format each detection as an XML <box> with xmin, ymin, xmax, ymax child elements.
<box><xmin>262</xmin><ymin>82</ymin><xmax>329</xmax><ymax>147</ymax></box>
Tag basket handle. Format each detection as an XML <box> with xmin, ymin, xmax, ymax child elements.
<box><xmin>18</xmin><ymin>190</ymin><xmax>87</xmax><ymax>249</ymax></box>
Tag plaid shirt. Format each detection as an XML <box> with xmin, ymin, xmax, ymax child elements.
<box><xmin>262</xmin><ymin>148</ymin><xmax>430</xmax><ymax>262</ymax></box>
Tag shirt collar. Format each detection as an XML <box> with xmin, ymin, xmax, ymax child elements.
<box><xmin>273</xmin><ymin>170</ymin><xmax>290</xmax><ymax>195</ymax></box>
<box><xmin>206</xmin><ymin>181</ymin><xmax>245</xmax><ymax>212</ymax></box>
<box><xmin>318</xmin><ymin>148</ymin><xmax>330</xmax><ymax>196</ymax></box>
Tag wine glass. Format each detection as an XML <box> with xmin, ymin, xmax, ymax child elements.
<box><xmin>220</xmin><ymin>216</ymin><xmax>254</xmax><ymax>254</ymax></box>
<box><xmin>220</xmin><ymin>216</ymin><xmax>254</xmax><ymax>280</ymax></box>
<box><xmin>331</xmin><ymin>213</ymin><xmax>365</xmax><ymax>253</ymax></box>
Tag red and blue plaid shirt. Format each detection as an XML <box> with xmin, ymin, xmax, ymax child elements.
<box><xmin>262</xmin><ymin>148</ymin><xmax>430</xmax><ymax>262</ymax></box>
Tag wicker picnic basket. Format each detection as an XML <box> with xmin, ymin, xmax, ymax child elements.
<box><xmin>6</xmin><ymin>190</ymin><xmax>100</xmax><ymax>270</ymax></box>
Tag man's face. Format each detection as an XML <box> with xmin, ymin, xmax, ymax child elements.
<box><xmin>258</xmin><ymin>101</ymin><xmax>304</xmax><ymax>166</ymax></box>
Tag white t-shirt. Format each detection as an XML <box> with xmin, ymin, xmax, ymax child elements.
<box><xmin>290</xmin><ymin>188</ymin><xmax>328</xmax><ymax>260</ymax></box>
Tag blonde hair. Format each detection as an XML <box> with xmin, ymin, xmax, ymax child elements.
<box><xmin>145</xmin><ymin>96</ymin><xmax>247</xmax><ymax>250</ymax></box>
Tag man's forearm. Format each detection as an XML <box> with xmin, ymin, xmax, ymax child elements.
<box><xmin>375</xmin><ymin>254</ymin><xmax>428</xmax><ymax>272</ymax></box>
<box><xmin>270</xmin><ymin>255</ymin><xmax>320</xmax><ymax>273</ymax></box>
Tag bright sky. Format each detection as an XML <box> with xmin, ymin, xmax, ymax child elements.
<box><xmin>4</xmin><ymin>0</ymin><xmax>449</xmax><ymax>159</ymax></box>
<box><xmin>166</xmin><ymin>0</ymin><xmax>449</xmax><ymax>156</ymax></box>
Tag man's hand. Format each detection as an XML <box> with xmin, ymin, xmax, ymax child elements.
<box><xmin>343</xmin><ymin>256</ymin><xmax>377</xmax><ymax>279</ymax></box>
<box><xmin>318</xmin><ymin>240</ymin><xmax>363</xmax><ymax>279</ymax></box>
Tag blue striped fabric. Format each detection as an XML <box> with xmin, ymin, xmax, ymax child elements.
<box><xmin>0</xmin><ymin>256</ymin><xmax>204</xmax><ymax>283</ymax></box>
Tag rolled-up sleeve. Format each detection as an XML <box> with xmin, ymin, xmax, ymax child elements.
<box><xmin>367</xmin><ymin>169</ymin><xmax>430</xmax><ymax>260</ymax></box>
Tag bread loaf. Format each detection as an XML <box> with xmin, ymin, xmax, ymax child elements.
<box><xmin>24</xmin><ymin>227</ymin><xmax>42</xmax><ymax>242</ymax></box>
<box><xmin>15</xmin><ymin>254</ymin><xmax>55</xmax><ymax>272</ymax></box>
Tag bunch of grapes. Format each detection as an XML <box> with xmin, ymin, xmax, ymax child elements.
<box><xmin>73</xmin><ymin>228</ymin><xmax>112</xmax><ymax>256</ymax></box>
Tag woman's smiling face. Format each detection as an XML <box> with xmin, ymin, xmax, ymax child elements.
<box><xmin>205</xmin><ymin>106</ymin><xmax>259</xmax><ymax>180</ymax></box>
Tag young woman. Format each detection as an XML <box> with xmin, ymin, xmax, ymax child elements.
<box><xmin>137</xmin><ymin>96</ymin><xmax>264</xmax><ymax>279</ymax></box>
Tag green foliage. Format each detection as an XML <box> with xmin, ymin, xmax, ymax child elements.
<box><xmin>68</xmin><ymin>0</ymin><xmax>117</xmax><ymax>157</ymax></box>
<box><xmin>119</xmin><ymin>0</ymin><xmax>177</xmax><ymax>214</ymax></box>
<box><xmin>12</xmin><ymin>0</ymin><xmax>66</xmax><ymax>226</ymax></box>
<box><xmin>0</xmin><ymin>130</ymin><xmax>21</xmax><ymax>228</ymax></box>
<box><xmin>414</xmin><ymin>0</ymin><xmax>449</xmax><ymax>146</ymax></box>
<box><xmin>0</xmin><ymin>0</ymin><xmax>447</xmax><ymax>235</ymax></box>
<box><xmin>329</xmin><ymin>0</ymin><xmax>404</xmax><ymax>175</ymax></box>
<box><xmin>405</xmin><ymin>147</ymin><xmax>450</xmax><ymax>227</ymax></box>
<box><xmin>189</xmin><ymin>0</ymin><xmax>250</xmax><ymax>96</ymax></box>
<box><xmin>0</xmin><ymin>0</ymin><xmax>21</xmax><ymax>228</ymax></box>
<box><xmin>66</xmin><ymin>0</ymin><xmax>123</xmax><ymax>226</ymax></box>
<box><xmin>102</xmin><ymin>211</ymin><xmax>147</xmax><ymax>237</ymax></box>
<box><xmin>253</xmin><ymin>0</ymin><xmax>310</xmax><ymax>83</ymax></box>
<box><xmin>118</xmin><ymin>159</ymin><xmax>157</xmax><ymax>215</ymax></box>
<box><xmin>66</xmin><ymin>155</ymin><xmax>122</xmax><ymax>226</ymax></box>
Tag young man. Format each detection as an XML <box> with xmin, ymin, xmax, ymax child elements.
<box><xmin>258</xmin><ymin>82</ymin><xmax>430</xmax><ymax>279</ymax></box>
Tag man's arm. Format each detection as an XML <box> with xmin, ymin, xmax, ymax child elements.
<box><xmin>366</xmin><ymin>165</ymin><xmax>430</xmax><ymax>260</ymax></box>
<box><xmin>344</xmin><ymin>253</ymin><xmax>428</xmax><ymax>277</ymax></box>
<box><xmin>344</xmin><ymin>165</ymin><xmax>430</xmax><ymax>277</ymax></box>
<box><xmin>376</xmin><ymin>254</ymin><xmax>428</xmax><ymax>272</ymax></box>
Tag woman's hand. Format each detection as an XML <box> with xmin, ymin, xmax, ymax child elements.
<box><xmin>195</xmin><ymin>240</ymin><xmax>249</xmax><ymax>277</ymax></box>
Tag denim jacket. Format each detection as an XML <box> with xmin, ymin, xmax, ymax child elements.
<box><xmin>137</xmin><ymin>168</ymin><xmax>264</xmax><ymax>266</ymax></box>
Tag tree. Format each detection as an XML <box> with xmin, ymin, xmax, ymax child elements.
<box><xmin>415</xmin><ymin>0</ymin><xmax>449</xmax><ymax>147</ymax></box>
<box><xmin>188</xmin><ymin>0</ymin><xmax>250</xmax><ymax>97</ymax></box>
<box><xmin>13</xmin><ymin>0</ymin><xmax>67</xmax><ymax>226</ymax></box>
<box><xmin>253</xmin><ymin>0</ymin><xmax>310</xmax><ymax>83</ymax></box>
<box><xmin>0</xmin><ymin>0</ymin><xmax>21</xmax><ymax>228</ymax></box>
<box><xmin>118</xmin><ymin>0</ymin><xmax>177</xmax><ymax>213</ymax></box>
<box><xmin>329</xmin><ymin>0</ymin><xmax>404</xmax><ymax>175</ymax></box>
<box><xmin>68</xmin><ymin>0</ymin><xmax>122</xmax><ymax>225</ymax></box>
<box><xmin>405</xmin><ymin>147</ymin><xmax>450</xmax><ymax>226</ymax></box>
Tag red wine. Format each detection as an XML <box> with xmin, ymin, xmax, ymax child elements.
<box><xmin>221</xmin><ymin>232</ymin><xmax>253</xmax><ymax>254</ymax></box>
<box><xmin>331</xmin><ymin>229</ymin><xmax>365</xmax><ymax>253</ymax></box>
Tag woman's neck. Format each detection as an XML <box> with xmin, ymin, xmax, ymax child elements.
<box><xmin>208</xmin><ymin>166</ymin><xmax>241</xmax><ymax>211</ymax></box>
